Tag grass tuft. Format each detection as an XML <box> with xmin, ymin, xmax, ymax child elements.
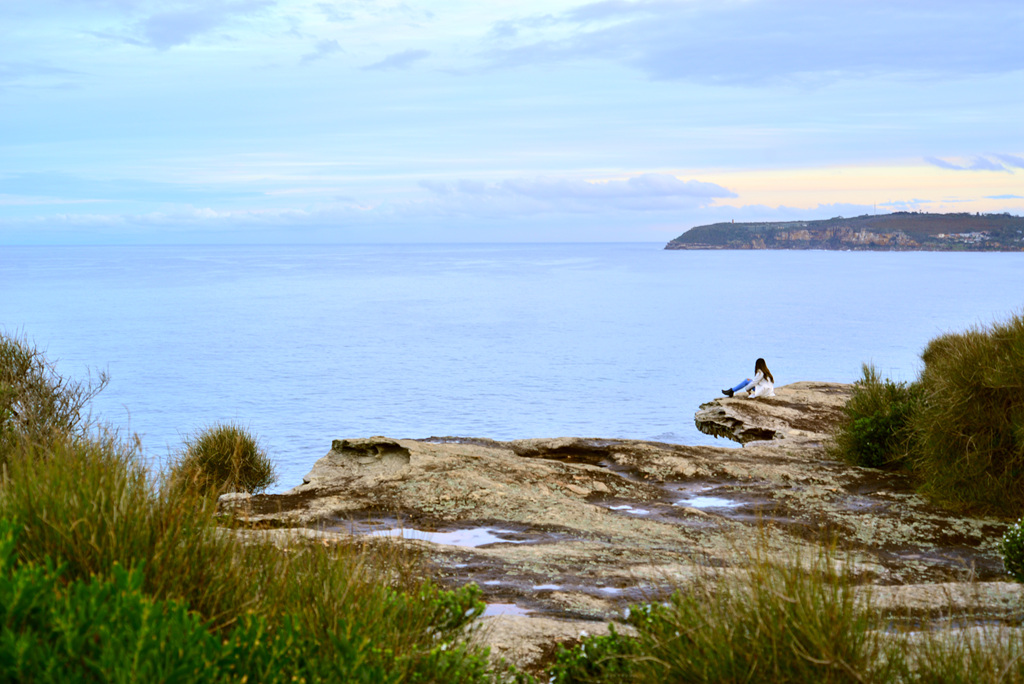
<box><xmin>170</xmin><ymin>422</ymin><xmax>277</xmax><ymax>496</ymax></box>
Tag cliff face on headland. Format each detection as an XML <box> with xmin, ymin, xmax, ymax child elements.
<box><xmin>665</xmin><ymin>212</ymin><xmax>1024</xmax><ymax>251</ymax></box>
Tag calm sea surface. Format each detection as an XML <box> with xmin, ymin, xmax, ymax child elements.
<box><xmin>3</xmin><ymin>243</ymin><xmax>1022</xmax><ymax>491</ymax></box>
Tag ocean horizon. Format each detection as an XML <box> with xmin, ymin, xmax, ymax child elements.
<box><xmin>3</xmin><ymin>242</ymin><xmax>1022</xmax><ymax>491</ymax></box>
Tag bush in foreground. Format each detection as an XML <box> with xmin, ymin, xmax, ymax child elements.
<box><xmin>830</xmin><ymin>311</ymin><xmax>1024</xmax><ymax>517</ymax></box>
<box><xmin>0</xmin><ymin>331</ymin><xmax>106</xmax><ymax>466</ymax></box>
<box><xmin>171</xmin><ymin>422</ymin><xmax>277</xmax><ymax>495</ymax></box>
<box><xmin>551</xmin><ymin>542</ymin><xmax>890</xmax><ymax>683</ymax></box>
<box><xmin>910</xmin><ymin>313</ymin><xmax>1024</xmax><ymax>516</ymax></box>
<box><xmin>828</xmin><ymin>363</ymin><xmax>920</xmax><ymax>470</ymax></box>
<box><xmin>549</xmin><ymin>540</ymin><xmax>1024</xmax><ymax>683</ymax></box>
<box><xmin>0</xmin><ymin>519</ymin><xmax>493</xmax><ymax>683</ymax></box>
<box><xmin>0</xmin><ymin>341</ymin><xmax>498</xmax><ymax>682</ymax></box>
<box><xmin>0</xmin><ymin>431</ymin><xmax>494</xmax><ymax>682</ymax></box>
<box><xmin>1000</xmin><ymin>519</ymin><xmax>1024</xmax><ymax>583</ymax></box>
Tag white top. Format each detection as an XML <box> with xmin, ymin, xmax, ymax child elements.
<box><xmin>745</xmin><ymin>370</ymin><xmax>775</xmax><ymax>398</ymax></box>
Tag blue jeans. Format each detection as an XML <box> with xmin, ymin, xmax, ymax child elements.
<box><xmin>731</xmin><ymin>378</ymin><xmax>753</xmax><ymax>393</ymax></box>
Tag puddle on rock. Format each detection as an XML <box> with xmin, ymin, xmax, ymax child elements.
<box><xmin>368</xmin><ymin>527</ymin><xmax>528</xmax><ymax>547</ymax></box>
<box><xmin>483</xmin><ymin>603</ymin><xmax>532</xmax><ymax>617</ymax></box>
<box><xmin>607</xmin><ymin>504</ymin><xmax>651</xmax><ymax>515</ymax></box>
<box><xmin>843</xmin><ymin>496</ymin><xmax>888</xmax><ymax>513</ymax></box>
<box><xmin>676</xmin><ymin>495</ymin><xmax>742</xmax><ymax>510</ymax></box>
<box><xmin>330</xmin><ymin>514</ymin><xmax>576</xmax><ymax>549</ymax></box>
<box><xmin>664</xmin><ymin>481</ymin><xmax>769</xmax><ymax>513</ymax></box>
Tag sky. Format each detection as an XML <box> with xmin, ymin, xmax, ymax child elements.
<box><xmin>2</xmin><ymin>0</ymin><xmax>1023</xmax><ymax>244</ymax></box>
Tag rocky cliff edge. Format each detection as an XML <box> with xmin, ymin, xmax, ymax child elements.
<box><xmin>221</xmin><ymin>382</ymin><xmax>1017</xmax><ymax>675</ymax></box>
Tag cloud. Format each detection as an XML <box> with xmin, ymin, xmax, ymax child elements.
<box><xmin>418</xmin><ymin>173</ymin><xmax>735</xmax><ymax>215</ymax></box>
<box><xmin>80</xmin><ymin>0</ymin><xmax>275</xmax><ymax>49</ymax></box>
<box><xmin>0</xmin><ymin>171</ymin><xmax>259</xmax><ymax>205</ymax></box>
<box><xmin>925</xmin><ymin>156</ymin><xmax>1014</xmax><ymax>172</ymax></box>
<box><xmin>418</xmin><ymin>179</ymin><xmax>452</xmax><ymax>195</ymax></box>
<box><xmin>0</xmin><ymin>197</ymin><xmax>885</xmax><ymax>245</ymax></box>
<box><xmin>996</xmin><ymin>154</ymin><xmax>1024</xmax><ymax>169</ymax></box>
<box><xmin>987</xmin><ymin>194</ymin><xmax>1024</xmax><ymax>200</ymax></box>
<box><xmin>362</xmin><ymin>49</ymin><xmax>431</xmax><ymax>71</ymax></box>
<box><xmin>145</xmin><ymin>1</ymin><xmax>274</xmax><ymax>49</ymax></box>
<box><xmin>967</xmin><ymin>157</ymin><xmax>1009</xmax><ymax>171</ymax></box>
<box><xmin>0</xmin><ymin>61</ymin><xmax>82</xmax><ymax>89</ymax></box>
<box><xmin>484</xmin><ymin>0</ymin><xmax>1024</xmax><ymax>85</ymax></box>
<box><xmin>488</xmin><ymin>20</ymin><xmax>520</xmax><ymax>39</ymax></box>
<box><xmin>316</xmin><ymin>2</ymin><xmax>352</xmax><ymax>23</ymax></box>
<box><xmin>879</xmin><ymin>198</ymin><xmax>936</xmax><ymax>212</ymax></box>
<box><xmin>0</xmin><ymin>195</ymin><xmax>104</xmax><ymax>207</ymax></box>
<box><xmin>498</xmin><ymin>174</ymin><xmax>734</xmax><ymax>200</ymax></box>
<box><xmin>924</xmin><ymin>156</ymin><xmax>963</xmax><ymax>170</ymax></box>
<box><xmin>300</xmin><ymin>38</ymin><xmax>342</xmax><ymax>64</ymax></box>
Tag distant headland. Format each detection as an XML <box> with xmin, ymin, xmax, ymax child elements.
<box><xmin>665</xmin><ymin>212</ymin><xmax>1024</xmax><ymax>251</ymax></box>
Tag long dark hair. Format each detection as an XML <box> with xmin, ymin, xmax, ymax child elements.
<box><xmin>755</xmin><ymin>358</ymin><xmax>774</xmax><ymax>384</ymax></box>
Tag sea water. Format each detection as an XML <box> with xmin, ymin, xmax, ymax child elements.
<box><xmin>2</xmin><ymin>243</ymin><xmax>1022</xmax><ymax>492</ymax></box>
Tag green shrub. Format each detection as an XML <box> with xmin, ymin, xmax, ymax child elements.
<box><xmin>0</xmin><ymin>434</ymin><xmax>493</xmax><ymax>679</ymax></box>
<box><xmin>0</xmin><ymin>518</ymin><xmax>494</xmax><ymax>683</ymax></box>
<box><xmin>547</xmin><ymin>535</ymin><xmax>1024</xmax><ymax>684</ymax></box>
<box><xmin>910</xmin><ymin>312</ymin><xmax>1024</xmax><ymax>516</ymax></box>
<box><xmin>0</xmin><ymin>331</ymin><xmax>106</xmax><ymax>467</ymax></box>
<box><xmin>548</xmin><ymin>624</ymin><xmax>637</xmax><ymax>683</ymax></box>
<box><xmin>0</xmin><ymin>338</ymin><xmax>495</xmax><ymax>680</ymax></box>
<box><xmin>0</xmin><ymin>517</ymin><xmax>233</xmax><ymax>682</ymax></box>
<box><xmin>999</xmin><ymin>518</ymin><xmax>1024</xmax><ymax>583</ymax></box>
<box><xmin>549</xmin><ymin>542</ymin><xmax>897</xmax><ymax>683</ymax></box>
<box><xmin>629</xmin><ymin>545</ymin><xmax>890</xmax><ymax>682</ymax></box>
<box><xmin>831</xmin><ymin>312</ymin><xmax>1024</xmax><ymax>517</ymax></box>
<box><xmin>1</xmin><ymin>537</ymin><xmax>223</xmax><ymax>682</ymax></box>
<box><xmin>171</xmin><ymin>422</ymin><xmax>277</xmax><ymax>495</ymax></box>
<box><xmin>0</xmin><ymin>427</ymin><xmax>495</xmax><ymax>681</ymax></box>
<box><xmin>0</xmin><ymin>430</ymin><xmax>253</xmax><ymax>626</ymax></box>
<box><xmin>829</xmin><ymin>364</ymin><xmax>920</xmax><ymax>470</ymax></box>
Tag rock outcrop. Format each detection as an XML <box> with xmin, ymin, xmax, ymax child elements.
<box><xmin>225</xmin><ymin>382</ymin><xmax>1017</xmax><ymax>675</ymax></box>
<box><xmin>694</xmin><ymin>380</ymin><xmax>851</xmax><ymax>443</ymax></box>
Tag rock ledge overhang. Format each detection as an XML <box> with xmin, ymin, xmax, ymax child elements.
<box><xmin>695</xmin><ymin>381</ymin><xmax>853</xmax><ymax>444</ymax></box>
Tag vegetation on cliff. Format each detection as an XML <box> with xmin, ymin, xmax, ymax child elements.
<box><xmin>0</xmin><ymin>332</ymin><xmax>501</xmax><ymax>683</ymax></box>
<box><xmin>830</xmin><ymin>311</ymin><xmax>1024</xmax><ymax>518</ymax></box>
<box><xmin>666</xmin><ymin>212</ymin><xmax>1024</xmax><ymax>251</ymax></box>
<box><xmin>550</xmin><ymin>538</ymin><xmax>1024</xmax><ymax>683</ymax></box>
<box><xmin>0</xmin><ymin>331</ymin><xmax>107</xmax><ymax>469</ymax></box>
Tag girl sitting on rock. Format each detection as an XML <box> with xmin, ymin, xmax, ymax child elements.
<box><xmin>722</xmin><ymin>358</ymin><xmax>775</xmax><ymax>398</ymax></box>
